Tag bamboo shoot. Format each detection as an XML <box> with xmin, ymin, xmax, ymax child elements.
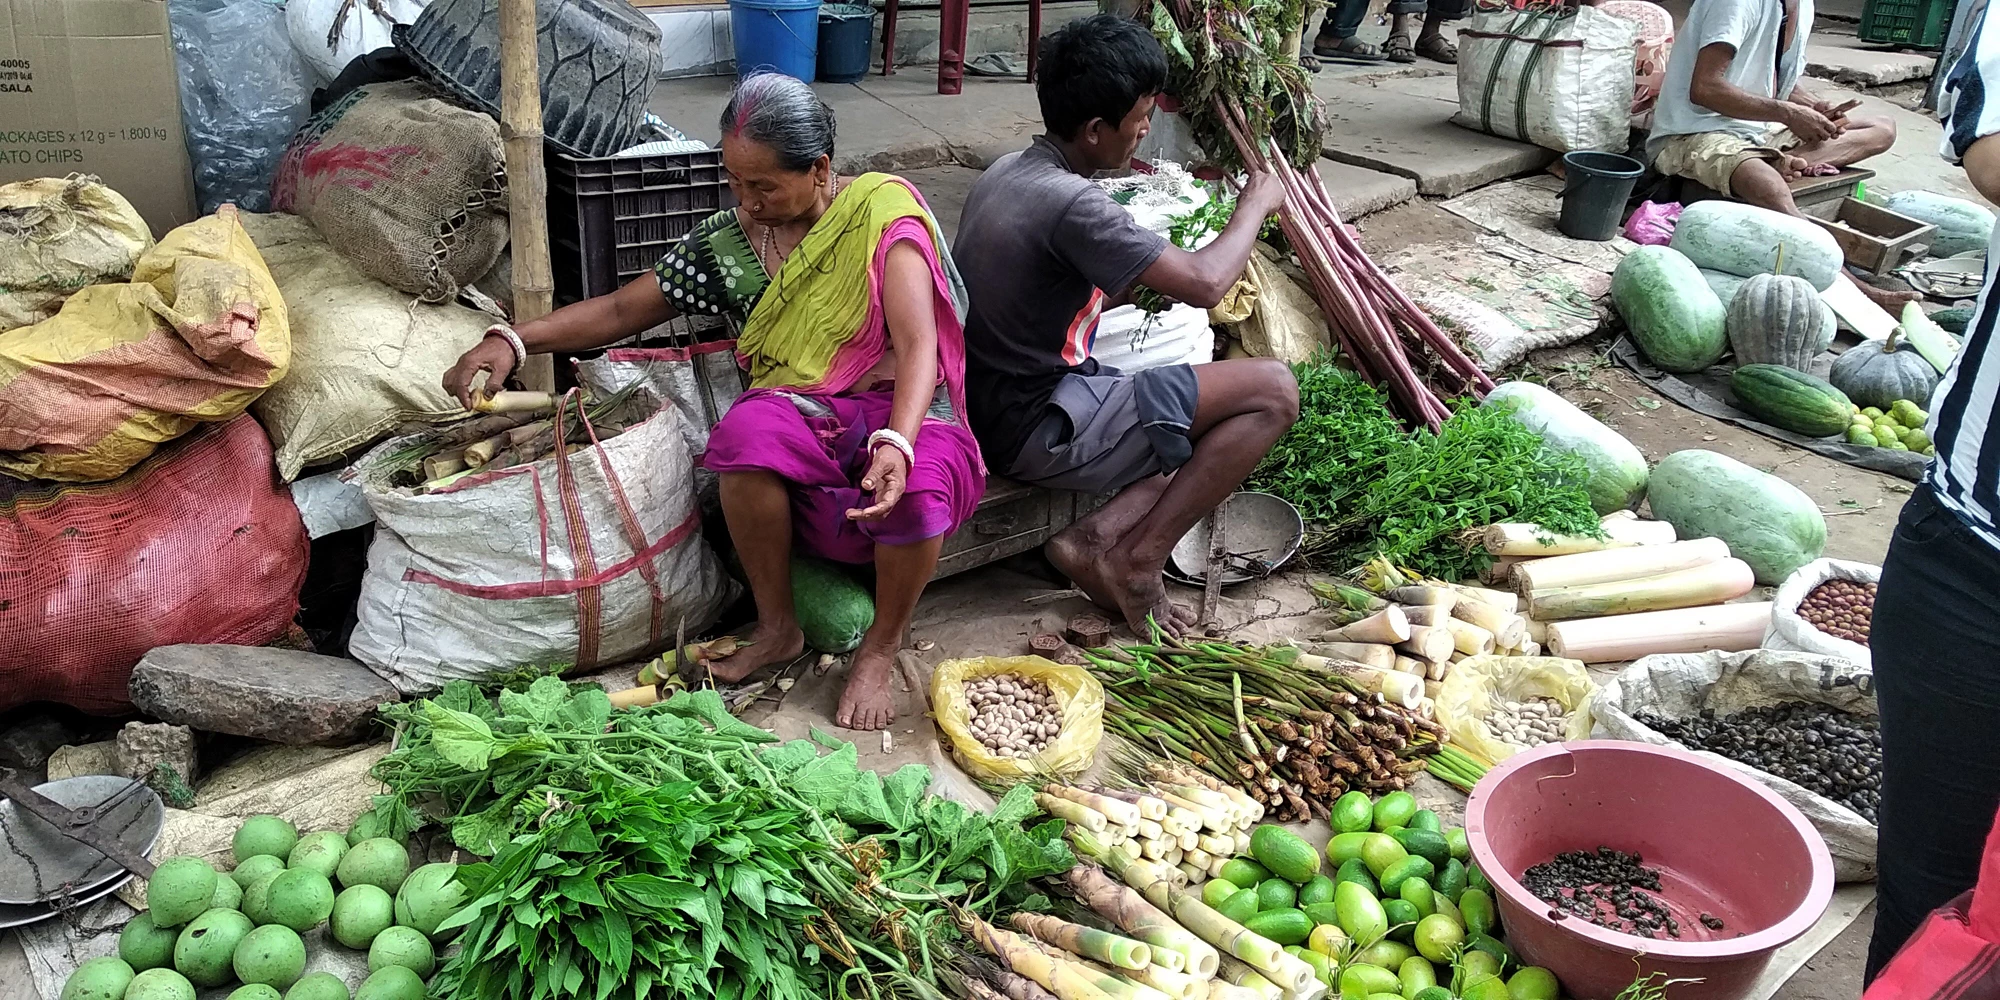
<box><xmin>1425</xmin><ymin>659</ymin><xmax>1447</xmax><ymax>682</ymax></box>
<box><xmin>1514</xmin><ymin>640</ymin><xmax>1540</xmax><ymax>657</ymax></box>
<box><xmin>1392</xmin><ymin>655</ymin><xmax>1427</xmax><ymax>676</ymax></box>
<box><xmin>1322</xmin><ymin>607</ymin><xmax>1410</xmax><ymax>644</ymax></box>
<box><xmin>1545</xmin><ymin>602</ymin><xmax>1773</xmax><ymax>663</ymax></box>
<box><xmin>1387</xmin><ymin>586</ymin><xmax>1458</xmax><ymax>610</ymax></box>
<box><xmin>1157</xmin><ymin>891</ymin><xmax>1305</xmax><ymax>989</ymax></box>
<box><xmin>1184</xmin><ymin>848</ymin><xmax>1215</xmax><ymax>870</ymax></box>
<box><xmin>1512</xmin><ymin>537</ymin><xmax>1732</xmax><ymax>595</ymax></box>
<box><xmin>1291</xmin><ymin>655</ymin><xmax>1424</xmax><ymax>707</ymax></box>
<box><xmin>1528</xmin><ymin>559</ymin><xmax>1756</xmax><ymax>621</ymax></box>
<box><xmin>1124</xmin><ymin>962</ymin><xmax>1206</xmax><ymax>1000</ymax></box>
<box><xmin>606</xmin><ymin>685</ymin><xmax>661</xmax><ymax>708</ymax></box>
<box><xmin>1480</xmin><ymin>555</ymin><xmax>1529</xmax><ymax>585</ymax></box>
<box><xmin>971</xmin><ymin>921</ymin><xmax>1118</xmax><ymax>1000</ymax></box>
<box><xmin>1302</xmin><ymin>641</ymin><xmax>1396</xmax><ymax>670</ymax></box>
<box><xmin>471</xmin><ymin>390</ymin><xmax>559</xmax><ymax>414</ymax></box>
<box><xmin>1450</xmin><ymin>585</ymin><xmax>1519</xmax><ymax>614</ymax></box>
<box><xmin>1484</xmin><ymin>518</ymin><xmax>1677</xmax><ymax>556</ymax></box>
<box><xmin>1040</xmin><ymin>794</ymin><xmax>1111</xmax><ymax>831</ymax></box>
<box><xmin>1451</xmin><ymin>600</ymin><xmax>1526</xmax><ymax>648</ymax></box>
<box><xmin>1210</xmin><ymin>984</ymin><xmax>1271</xmax><ymax>1000</ymax></box>
<box><xmin>1394</xmin><ymin>625</ymin><xmax>1453</xmax><ymax>662</ymax></box>
<box><xmin>422</xmin><ymin>451</ymin><xmax>467</xmax><ymax>481</ymax></box>
<box><xmin>1524</xmin><ymin>617</ymin><xmax>1549</xmax><ymax>643</ymax></box>
<box><xmin>1398</xmin><ymin>603</ymin><xmax>1449</xmax><ymax>626</ymax></box>
<box><xmin>1045</xmin><ymin>785</ymin><xmax>1144</xmax><ymax>828</ymax></box>
<box><xmin>1013</xmin><ymin>913</ymin><xmax>1153</xmax><ymax>971</ymax></box>
<box><xmin>1216</xmin><ymin>958</ymin><xmax>1284</xmax><ymax>1000</ymax></box>
<box><xmin>1440</xmin><ymin>617</ymin><xmax>1495</xmax><ymax>656</ymax></box>
<box><xmin>1095</xmin><ymin>788</ymin><xmax>1173</xmax><ymax>822</ymax></box>
<box><xmin>1196</xmin><ymin>834</ymin><xmax>1235</xmax><ymax>857</ymax></box>
<box><xmin>1066</xmin><ymin>865</ymin><xmax>1220</xmax><ymax>977</ymax></box>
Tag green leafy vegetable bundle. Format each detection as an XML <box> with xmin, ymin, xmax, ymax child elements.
<box><xmin>1248</xmin><ymin>358</ymin><xmax>1603</xmax><ymax>580</ymax></box>
<box><xmin>364</xmin><ymin>678</ymin><xmax>1072</xmax><ymax>1000</ymax></box>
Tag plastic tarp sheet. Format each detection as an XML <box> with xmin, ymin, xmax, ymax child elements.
<box><xmin>1611</xmin><ymin>334</ymin><xmax>1928</xmax><ymax>481</ymax></box>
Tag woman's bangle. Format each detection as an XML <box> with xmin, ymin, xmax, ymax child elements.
<box><xmin>867</xmin><ymin>428</ymin><xmax>916</xmax><ymax>467</ymax></box>
<box><xmin>484</xmin><ymin>324</ymin><xmax>528</xmax><ymax>369</ymax></box>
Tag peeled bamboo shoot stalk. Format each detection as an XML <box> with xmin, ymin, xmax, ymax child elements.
<box><xmin>1158</xmin><ymin>791</ymin><xmax>1230</xmax><ymax>832</ymax></box>
<box><xmin>1233</xmin><ymin>831</ymin><xmax>1252</xmax><ymax>856</ymax></box>
<box><xmin>1013</xmin><ymin>913</ymin><xmax>1154</xmax><ymax>971</ymax></box>
<box><xmin>1395</xmin><ymin>625</ymin><xmax>1453</xmax><ymax>662</ymax></box>
<box><xmin>1480</xmin><ymin>555</ymin><xmax>1529</xmax><ymax>585</ymax></box>
<box><xmin>1399</xmin><ymin>604</ymin><xmax>1450</xmax><ymax>627</ymax></box>
<box><xmin>1135</xmin><ymin>818</ymin><xmax>1164</xmax><ymax>841</ymax></box>
<box><xmin>1095</xmin><ymin>788</ymin><xmax>1173</xmax><ymax>822</ymax></box>
<box><xmin>1518</xmin><ymin>640</ymin><xmax>1542</xmax><ymax>656</ymax></box>
<box><xmin>461</xmin><ymin>429</ymin><xmax>511</xmax><ymax>466</ymax></box>
<box><xmin>1185</xmin><ymin>848</ymin><xmax>1215</xmax><ymax>870</ymax></box>
<box><xmin>422</xmin><ymin>451</ymin><xmax>467</xmax><ymax>481</ymax></box>
<box><xmin>1512</xmin><ymin>538</ymin><xmax>1732</xmax><ymax>595</ymax></box>
<box><xmin>1216</xmin><ymin>958</ymin><xmax>1284</xmax><ymax>1000</ymax></box>
<box><xmin>1175</xmin><ymin>861</ymin><xmax>1201</xmax><ymax>881</ymax></box>
<box><xmin>1159</xmin><ymin>892</ymin><xmax>1307</xmax><ymax>991</ymax></box>
<box><xmin>1124</xmin><ymin>960</ymin><xmax>1206</xmax><ymax>1000</ymax></box>
<box><xmin>1321</xmin><ymin>606</ymin><xmax>1409</xmax><ymax>644</ymax></box>
<box><xmin>1177</xmin><ymin>831</ymin><xmax>1200</xmax><ymax>852</ymax></box>
<box><xmin>1545</xmin><ymin>601</ymin><xmax>1773</xmax><ymax>663</ymax></box>
<box><xmin>1424</xmin><ymin>679</ymin><xmax>1444</xmax><ymax>702</ymax></box>
<box><xmin>1426</xmin><ymin>659</ymin><xmax>1447</xmax><ymax>682</ymax></box>
<box><xmin>1603</xmin><ymin>509</ymin><xmax>1639</xmax><ymax>523</ymax></box>
<box><xmin>1141</xmin><ymin>838</ymin><xmax>1171</xmax><ymax>861</ymax></box>
<box><xmin>1450</xmin><ymin>585</ymin><xmax>1520</xmax><ymax>614</ymax></box>
<box><xmin>1440</xmin><ymin>617</ymin><xmax>1495</xmax><ymax>656</ymax></box>
<box><xmin>1159</xmin><ymin>783</ymin><xmax>1238</xmax><ymax>819</ymax></box>
<box><xmin>1210</xmin><ymin>984</ymin><xmax>1269</xmax><ymax>1000</ymax></box>
<box><xmin>1484</xmin><ymin>518</ymin><xmax>1678</xmax><ymax>556</ymax></box>
<box><xmin>472</xmin><ymin>390</ymin><xmax>558</xmax><ymax>414</ymax></box>
<box><xmin>1068</xmin><ymin>828</ymin><xmax>1142</xmax><ymax>877</ymax></box>
<box><xmin>1046</xmin><ymin>785</ymin><xmax>1144</xmax><ymax>828</ymax></box>
<box><xmin>1149</xmin><ymin>762</ymin><xmax>1264</xmax><ymax>823</ymax></box>
<box><xmin>971</xmin><ymin>921</ymin><xmax>1118</xmax><ymax>1000</ymax></box>
<box><xmin>1525</xmin><ymin>617</ymin><xmax>1549</xmax><ymax>643</ymax></box>
<box><xmin>1528</xmin><ymin>559</ymin><xmax>1756</xmax><ymax>621</ymax></box>
<box><xmin>1451</xmin><ymin>600</ymin><xmax>1526</xmax><ymax>649</ymax></box>
<box><xmin>606</xmin><ymin>685</ymin><xmax>661</xmax><ymax>708</ymax></box>
<box><xmin>1302</xmin><ymin>641</ymin><xmax>1396</xmax><ymax>671</ymax></box>
<box><xmin>1292</xmin><ymin>654</ymin><xmax>1424</xmax><ymax>707</ymax></box>
<box><xmin>1040</xmin><ymin>794</ymin><xmax>1111</xmax><ymax>831</ymax></box>
<box><xmin>1388</xmin><ymin>586</ymin><xmax>1458</xmax><ymax>610</ymax></box>
<box><xmin>1062</xmin><ymin>955</ymin><xmax>1174</xmax><ymax>1000</ymax></box>
<box><xmin>1196</xmin><ymin>833</ymin><xmax>1235</xmax><ymax>857</ymax></box>
<box><xmin>1393</xmin><ymin>655</ymin><xmax>1427</xmax><ymax>676</ymax></box>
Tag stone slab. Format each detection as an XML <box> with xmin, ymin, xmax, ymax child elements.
<box><xmin>1318</xmin><ymin>158</ymin><xmax>1419</xmax><ymax>218</ymax></box>
<box><xmin>1313</xmin><ymin>77</ymin><xmax>1553</xmax><ymax>197</ymax></box>
<box><xmin>128</xmin><ymin>645</ymin><xmax>400</xmax><ymax>745</ymax></box>
<box><xmin>1806</xmin><ymin>38</ymin><xmax>1939</xmax><ymax>86</ymax></box>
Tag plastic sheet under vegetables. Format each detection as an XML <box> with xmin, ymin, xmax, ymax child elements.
<box><xmin>1764</xmin><ymin>558</ymin><xmax>1881</xmax><ymax>669</ymax></box>
<box><xmin>931</xmin><ymin>656</ymin><xmax>1105</xmax><ymax>782</ymax></box>
<box><xmin>1591</xmin><ymin>648</ymin><xmax>1877</xmax><ymax>881</ymax></box>
<box><xmin>1434</xmin><ymin>654</ymin><xmax>1596</xmax><ymax>763</ymax></box>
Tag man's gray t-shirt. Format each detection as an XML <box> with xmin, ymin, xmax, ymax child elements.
<box><xmin>1647</xmin><ymin>0</ymin><xmax>1812</xmax><ymax>160</ymax></box>
<box><xmin>954</xmin><ymin>137</ymin><xmax>1169</xmax><ymax>470</ymax></box>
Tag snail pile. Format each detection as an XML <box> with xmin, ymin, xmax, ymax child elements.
<box><xmin>964</xmin><ymin>673</ymin><xmax>1061</xmax><ymax>758</ymax></box>
<box><xmin>1487</xmin><ymin>696</ymin><xmax>1569</xmax><ymax>749</ymax></box>
<box><xmin>1798</xmin><ymin>579</ymin><xmax>1876</xmax><ymax>644</ymax></box>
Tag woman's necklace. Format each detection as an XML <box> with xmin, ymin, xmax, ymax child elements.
<box><xmin>758</xmin><ymin>174</ymin><xmax>841</xmax><ymax>273</ymax></box>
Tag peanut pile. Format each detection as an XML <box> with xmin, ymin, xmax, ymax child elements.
<box><xmin>964</xmin><ymin>673</ymin><xmax>1061</xmax><ymax>758</ymax></box>
<box><xmin>1799</xmin><ymin>579</ymin><xmax>1875</xmax><ymax>644</ymax></box>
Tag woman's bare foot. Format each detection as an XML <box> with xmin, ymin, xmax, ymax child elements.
<box><xmin>702</xmin><ymin>620</ymin><xmax>806</xmax><ymax>682</ymax></box>
<box><xmin>836</xmin><ymin>641</ymin><xmax>898</xmax><ymax>730</ymax></box>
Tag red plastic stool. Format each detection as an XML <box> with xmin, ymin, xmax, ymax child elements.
<box><xmin>878</xmin><ymin>0</ymin><xmax>1041</xmax><ymax>94</ymax></box>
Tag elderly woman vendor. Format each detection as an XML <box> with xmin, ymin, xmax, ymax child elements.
<box><xmin>443</xmin><ymin>74</ymin><xmax>982</xmax><ymax>731</ymax></box>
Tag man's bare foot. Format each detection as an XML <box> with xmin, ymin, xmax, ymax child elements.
<box><xmin>836</xmin><ymin>642</ymin><xmax>897</xmax><ymax>730</ymax></box>
<box><xmin>702</xmin><ymin>620</ymin><xmax>806</xmax><ymax>682</ymax></box>
<box><xmin>1104</xmin><ymin>555</ymin><xmax>1196</xmax><ymax>636</ymax></box>
<box><xmin>1046</xmin><ymin>530</ymin><xmax>1118</xmax><ymax>608</ymax></box>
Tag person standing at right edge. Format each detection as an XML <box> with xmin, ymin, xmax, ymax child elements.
<box><xmin>1866</xmin><ymin>1</ymin><xmax>2000</xmax><ymax>978</ymax></box>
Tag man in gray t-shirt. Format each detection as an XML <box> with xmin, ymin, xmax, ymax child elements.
<box><xmin>954</xmin><ymin>14</ymin><xmax>1298</xmax><ymax>636</ymax></box>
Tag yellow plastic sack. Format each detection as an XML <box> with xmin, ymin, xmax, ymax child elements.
<box><xmin>0</xmin><ymin>176</ymin><xmax>154</xmax><ymax>333</ymax></box>
<box><xmin>0</xmin><ymin>206</ymin><xmax>289</xmax><ymax>482</ymax></box>
<box><xmin>1230</xmin><ymin>244</ymin><xmax>1331</xmax><ymax>364</ymax></box>
<box><xmin>1435</xmin><ymin>654</ymin><xmax>1597</xmax><ymax>763</ymax></box>
<box><xmin>931</xmin><ymin>655</ymin><xmax>1105</xmax><ymax>782</ymax></box>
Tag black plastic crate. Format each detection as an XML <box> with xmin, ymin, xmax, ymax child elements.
<box><xmin>548</xmin><ymin>148</ymin><xmax>737</xmax><ymax>305</ymax></box>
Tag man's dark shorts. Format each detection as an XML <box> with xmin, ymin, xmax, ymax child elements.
<box><xmin>1004</xmin><ymin>364</ymin><xmax>1200</xmax><ymax>493</ymax></box>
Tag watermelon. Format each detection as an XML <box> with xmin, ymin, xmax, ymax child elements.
<box><xmin>1669</xmin><ymin>202</ymin><xmax>1845</xmax><ymax>291</ymax></box>
<box><xmin>1611</xmin><ymin>246</ymin><xmax>1728</xmax><ymax>373</ymax></box>
<box><xmin>1481</xmin><ymin>381</ymin><xmax>1648</xmax><ymax>513</ymax></box>
<box><xmin>1882</xmin><ymin>191</ymin><xmax>1995</xmax><ymax>257</ymax></box>
<box><xmin>1646</xmin><ymin>450</ymin><xmax>1826</xmax><ymax>584</ymax></box>
<box><xmin>1729</xmin><ymin>364</ymin><xmax>1852</xmax><ymax>437</ymax></box>
<box><xmin>791</xmin><ymin>557</ymin><xmax>874</xmax><ymax>653</ymax></box>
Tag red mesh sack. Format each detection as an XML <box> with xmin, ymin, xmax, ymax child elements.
<box><xmin>1866</xmin><ymin>804</ymin><xmax>2000</xmax><ymax>1000</ymax></box>
<box><xmin>0</xmin><ymin>415</ymin><xmax>308</xmax><ymax>713</ymax></box>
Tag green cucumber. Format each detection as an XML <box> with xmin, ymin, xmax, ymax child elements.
<box><xmin>1361</xmin><ymin>836</ymin><xmax>1410</xmax><ymax>878</ymax></box>
<box><xmin>1218</xmin><ymin>858</ymin><xmax>1271</xmax><ymax>890</ymax></box>
<box><xmin>1445</xmin><ymin>828</ymin><xmax>1470</xmax><ymax>862</ymax></box>
<box><xmin>1333</xmin><ymin>791</ymin><xmax>1376</xmax><ymax>834</ymax></box>
<box><xmin>1731</xmin><ymin>364</ymin><xmax>1854</xmax><ymax>437</ymax></box>
<box><xmin>1389</xmin><ymin>828</ymin><xmax>1451</xmax><ymax>870</ymax></box>
<box><xmin>1380</xmin><ymin>856</ymin><xmax>1437</xmax><ymax>898</ymax></box>
<box><xmin>1407</xmin><ymin>809</ymin><xmax>1442</xmax><ymax>833</ymax></box>
<box><xmin>1399</xmin><ymin>956</ymin><xmax>1438</xmax><ymax>1000</ymax></box>
<box><xmin>1342</xmin><ymin>964</ymin><xmax>1403</xmax><ymax>997</ymax></box>
<box><xmin>1303</xmin><ymin>902</ymin><xmax>1343</xmax><ymax>927</ymax></box>
<box><xmin>1245</xmin><ymin>908</ymin><xmax>1312</xmax><ymax>946</ymax></box>
<box><xmin>1468</xmin><ymin>932</ymin><xmax>1516</xmax><ymax>973</ymax></box>
<box><xmin>1459</xmin><ymin>887</ymin><xmax>1497</xmax><ymax>937</ymax></box>
<box><xmin>1435</xmin><ymin>858</ymin><xmax>1468</xmax><ymax>904</ymax></box>
<box><xmin>1203</xmin><ymin>878</ymin><xmax>1240</xmax><ymax>908</ymax></box>
<box><xmin>1336</xmin><ymin>858</ymin><xmax>1380</xmax><ymax>898</ymax></box>
<box><xmin>1335</xmin><ymin>880</ymin><xmax>1388</xmax><ymax>945</ymax></box>
<box><xmin>1415</xmin><ymin>914</ymin><xmax>1465</xmax><ymax>964</ymax></box>
<box><xmin>1372</xmin><ymin>791</ymin><xmax>1418</xmax><ymax>831</ymax></box>
<box><xmin>1257</xmin><ymin>878</ymin><xmax>1299</xmax><ymax>912</ymax></box>
<box><xmin>1413</xmin><ymin>989</ymin><xmax>1455</xmax><ymax>1000</ymax></box>
<box><xmin>1383</xmin><ymin>899</ymin><xmax>1420</xmax><ymax>942</ymax></box>
<box><xmin>1329</xmin><ymin>832</ymin><xmax>1378</xmax><ymax>866</ymax></box>
<box><xmin>1467</xmin><ymin>864</ymin><xmax>1491</xmax><ymax>894</ymax></box>
<box><xmin>1355</xmin><ymin>940</ymin><xmax>1417</xmax><ymax>970</ymax></box>
<box><xmin>1250</xmin><ymin>825</ymin><xmax>1323</xmax><ymax>884</ymax></box>
<box><xmin>1218</xmin><ymin>887</ymin><xmax>1261</xmax><ymax>924</ymax></box>
<box><xmin>1400</xmin><ymin>877</ymin><xmax>1435</xmax><ymax>918</ymax></box>
<box><xmin>1299</xmin><ymin>874</ymin><xmax>1338</xmax><ymax>907</ymax></box>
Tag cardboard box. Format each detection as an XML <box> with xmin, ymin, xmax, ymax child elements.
<box><xmin>0</xmin><ymin>0</ymin><xmax>198</xmax><ymax>236</ymax></box>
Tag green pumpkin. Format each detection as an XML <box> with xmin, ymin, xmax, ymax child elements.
<box><xmin>1829</xmin><ymin>330</ymin><xmax>1940</xmax><ymax>412</ymax></box>
<box><xmin>1727</xmin><ymin>274</ymin><xmax>1834</xmax><ymax>370</ymax></box>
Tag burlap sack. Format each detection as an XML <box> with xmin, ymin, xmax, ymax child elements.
<box><xmin>271</xmin><ymin>79</ymin><xmax>507</xmax><ymax>302</ymax></box>
<box><xmin>239</xmin><ymin>212</ymin><xmax>492</xmax><ymax>479</ymax></box>
<box><xmin>0</xmin><ymin>175</ymin><xmax>154</xmax><ymax>333</ymax></box>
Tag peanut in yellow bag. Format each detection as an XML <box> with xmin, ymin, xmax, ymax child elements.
<box><xmin>930</xmin><ymin>655</ymin><xmax>1105</xmax><ymax>783</ymax></box>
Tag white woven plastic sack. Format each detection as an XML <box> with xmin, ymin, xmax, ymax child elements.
<box><xmin>1454</xmin><ymin>3</ymin><xmax>1640</xmax><ymax>153</ymax></box>
<box><xmin>349</xmin><ymin>401</ymin><xmax>734</xmax><ymax>693</ymax></box>
<box><xmin>1092</xmin><ymin>303</ymin><xmax>1217</xmax><ymax>372</ymax></box>
<box><xmin>1765</xmin><ymin>558</ymin><xmax>1881</xmax><ymax>668</ymax></box>
<box><xmin>288</xmin><ymin>0</ymin><xmax>433</xmax><ymax>81</ymax></box>
<box><xmin>1592</xmin><ymin>648</ymin><xmax>1878</xmax><ymax>882</ymax></box>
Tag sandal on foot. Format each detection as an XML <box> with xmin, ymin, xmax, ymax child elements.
<box><xmin>1414</xmin><ymin>33</ymin><xmax>1457</xmax><ymax>63</ymax></box>
<box><xmin>1313</xmin><ymin>35</ymin><xmax>1389</xmax><ymax>63</ymax></box>
<box><xmin>1299</xmin><ymin>49</ymin><xmax>1322</xmax><ymax>72</ymax></box>
<box><xmin>1384</xmin><ymin>32</ymin><xmax>1417</xmax><ymax>62</ymax></box>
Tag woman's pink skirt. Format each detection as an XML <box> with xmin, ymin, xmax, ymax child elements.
<box><xmin>703</xmin><ymin>387</ymin><xmax>985</xmax><ymax>565</ymax></box>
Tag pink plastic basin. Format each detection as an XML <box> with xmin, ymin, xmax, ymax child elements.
<box><xmin>1464</xmin><ymin>741</ymin><xmax>1835</xmax><ymax>1000</ymax></box>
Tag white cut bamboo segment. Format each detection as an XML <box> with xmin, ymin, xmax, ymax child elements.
<box><xmin>1515</xmin><ymin>640</ymin><xmax>1540</xmax><ymax>657</ymax></box>
<box><xmin>1450</xmin><ymin>585</ymin><xmax>1519</xmax><ymax>614</ymax></box>
<box><xmin>1450</xmin><ymin>598</ymin><xmax>1522</xmax><ymax>646</ymax></box>
<box><xmin>1524</xmin><ymin>617</ymin><xmax>1549</xmax><ymax>643</ymax></box>
<box><xmin>1528</xmin><ymin>559</ymin><xmax>1756</xmax><ymax>621</ymax></box>
<box><xmin>1393</xmin><ymin>655</ymin><xmax>1427</xmax><ymax>676</ymax></box>
<box><xmin>1306</xmin><ymin>641</ymin><xmax>1397</xmax><ymax>671</ymax></box>
<box><xmin>1441</xmin><ymin>617</ymin><xmax>1495</xmax><ymax>656</ymax></box>
<box><xmin>1483</xmin><ymin>517</ymin><xmax>1678</xmax><ymax>556</ymax></box>
<box><xmin>1481</xmin><ymin>555</ymin><xmax>1529</xmax><ymax>585</ymax></box>
<box><xmin>1545</xmin><ymin>602</ymin><xmax>1773</xmax><ymax>663</ymax></box>
<box><xmin>1512</xmin><ymin>537</ymin><xmax>1732</xmax><ymax>595</ymax></box>
<box><xmin>1426</xmin><ymin>659</ymin><xmax>1448</xmax><ymax>681</ymax></box>
<box><xmin>1322</xmin><ymin>606</ymin><xmax>1410</xmax><ymax>644</ymax></box>
<box><xmin>1387</xmin><ymin>585</ymin><xmax>1458</xmax><ymax>610</ymax></box>
<box><xmin>1394</xmin><ymin>625</ymin><xmax>1453</xmax><ymax>662</ymax></box>
<box><xmin>1399</xmin><ymin>603</ymin><xmax>1450</xmax><ymax>626</ymax></box>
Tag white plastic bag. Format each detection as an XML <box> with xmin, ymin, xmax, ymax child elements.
<box><xmin>1765</xmin><ymin>558</ymin><xmax>1881</xmax><ymax>668</ymax></box>
<box><xmin>288</xmin><ymin>0</ymin><xmax>434</xmax><ymax>82</ymax></box>
<box><xmin>1091</xmin><ymin>303</ymin><xmax>1217</xmax><ymax>372</ymax></box>
<box><xmin>1592</xmin><ymin>648</ymin><xmax>1878</xmax><ymax>882</ymax></box>
<box><xmin>348</xmin><ymin>400</ymin><xmax>735</xmax><ymax>693</ymax></box>
<box><xmin>1454</xmin><ymin>3</ymin><xmax>1640</xmax><ymax>153</ymax></box>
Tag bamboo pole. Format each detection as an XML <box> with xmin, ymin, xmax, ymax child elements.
<box><xmin>500</xmin><ymin>0</ymin><xmax>556</xmax><ymax>392</ymax></box>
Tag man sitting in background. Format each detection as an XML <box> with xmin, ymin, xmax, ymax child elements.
<box><xmin>1647</xmin><ymin>0</ymin><xmax>1913</xmax><ymax>306</ymax></box>
<box><xmin>952</xmin><ymin>14</ymin><xmax>1299</xmax><ymax>635</ymax></box>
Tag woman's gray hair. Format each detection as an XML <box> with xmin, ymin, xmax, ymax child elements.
<box><xmin>719</xmin><ymin>73</ymin><xmax>837</xmax><ymax>171</ymax></box>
